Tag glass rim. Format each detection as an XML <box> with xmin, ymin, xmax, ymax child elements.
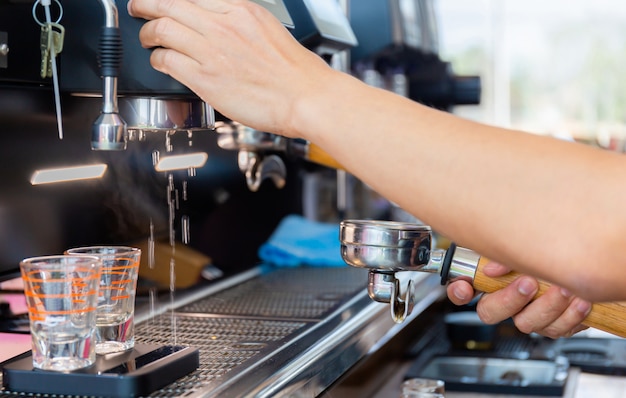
<box><xmin>65</xmin><ymin>246</ymin><xmax>141</xmax><ymax>256</ymax></box>
<box><xmin>20</xmin><ymin>254</ymin><xmax>102</xmax><ymax>268</ymax></box>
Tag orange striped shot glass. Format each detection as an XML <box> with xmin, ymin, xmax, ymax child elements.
<box><xmin>20</xmin><ymin>255</ymin><xmax>102</xmax><ymax>371</ymax></box>
<box><xmin>65</xmin><ymin>246</ymin><xmax>141</xmax><ymax>355</ymax></box>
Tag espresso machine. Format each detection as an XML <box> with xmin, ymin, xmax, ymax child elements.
<box><xmin>0</xmin><ymin>1</ymin><xmax>449</xmax><ymax>397</ymax></box>
<box><xmin>349</xmin><ymin>0</ymin><xmax>481</xmax><ymax>110</ymax></box>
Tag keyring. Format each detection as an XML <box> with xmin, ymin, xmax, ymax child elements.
<box><xmin>32</xmin><ymin>0</ymin><xmax>64</xmax><ymax>26</ymax></box>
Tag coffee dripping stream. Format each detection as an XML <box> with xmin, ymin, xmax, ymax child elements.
<box><xmin>339</xmin><ymin>219</ymin><xmax>626</xmax><ymax>338</ymax></box>
<box><xmin>67</xmin><ymin>1</ymin><xmax>214</xmax><ymax>329</ymax></box>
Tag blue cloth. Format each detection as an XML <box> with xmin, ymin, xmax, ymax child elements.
<box><xmin>258</xmin><ymin>214</ymin><xmax>346</xmax><ymax>267</ymax></box>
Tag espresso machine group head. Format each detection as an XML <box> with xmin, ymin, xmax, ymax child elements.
<box><xmin>59</xmin><ymin>0</ymin><xmax>215</xmax><ymax>151</ymax></box>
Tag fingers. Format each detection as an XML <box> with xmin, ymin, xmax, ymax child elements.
<box><xmin>480</xmin><ymin>261</ymin><xmax>511</xmax><ymax>277</ymax></box>
<box><xmin>511</xmin><ymin>287</ymin><xmax>592</xmax><ymax>338</ymax></box>
<box><xmin>446</xmin><ymin>281</ymin><xmax>476</xmax><ymax>306</ymax></box>
<box><xmin>475</xmin><ymin>276</ymin><xmax>539</xmax><ymax>324</ymax></box>
<box><xmin>128</xmin><ymin>0</ymin><xmax>243</xmax><ymax>50</ymax></box>
<box><xmin>128</xmin><ymin>0</ymin><xmax>246</xmax><ymax>91</ymax></box>
<box><xmin>128</xmin><ymin>0</ymin><xmax>235</xmax><ymax>20</ymax></box>
<box><xmin>476</xmin><ymin>282</ymin><xmax>592</xmax><ymax>338</ymax></box>
<box><xmin>446</xmin><ymin>262</ymin><xmax>592</xmax><ymax>339</ymax></box>
<box><xmin>148</xmin><ymin>47</ymin><xmax>204</xmax><ymax>92</ymax></box>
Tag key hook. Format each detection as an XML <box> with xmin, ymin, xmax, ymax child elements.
<box><xmin>32</xmin><ymin>0</ymin><xmax>64</xmax><ymax>26</ymax></box>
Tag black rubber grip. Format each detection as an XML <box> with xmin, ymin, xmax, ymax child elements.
<box><xmin>440</xmin><ymin>242</ymin><xmax>456</xmax><ymax>285</ymax></box>
<box><xmin>98</xmin><ymin>27</ymin><xmax>123</xmax><ymax>77</ymax></box>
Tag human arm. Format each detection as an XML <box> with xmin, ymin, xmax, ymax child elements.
<box><xmin>127</xmin><ymin>0</ymin><xmax>626</xmax><ymax>302</ymax></box>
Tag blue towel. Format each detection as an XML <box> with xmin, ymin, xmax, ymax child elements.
<box><xmin>258</xmin><ymin>214</ymin><xmax>346</xmax><ymax>267</ymax></box>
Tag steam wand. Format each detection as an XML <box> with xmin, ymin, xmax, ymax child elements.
<box><xmin>92</xmin><ymin>0</ymin><xmax>127</xmax><ymax>150</ymax></box>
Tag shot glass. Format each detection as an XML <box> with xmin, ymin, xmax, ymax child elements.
<box><xmin>401</xmin><ymin>378</ymin><xmax>445</xmax><ymax>397</ymax></box>
<box><xmin>20</xmin><ymin>255</ymin><xmax>101</xmax><ymax>371</ymax></box>
<box><xmin>400</xmin><ymin>393</ymin><xmax>445</xmax><ymax>398</ymax></box>
<box><xmin>65</xmin><ymin>246</ymin><xmax>141</xmax><ymax>355</ymax></box>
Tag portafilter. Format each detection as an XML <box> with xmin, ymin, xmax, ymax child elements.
<box><xmin>340</xmin><ymin>219</ymin><xmax>626</xmax><ymax>338</ymax></box>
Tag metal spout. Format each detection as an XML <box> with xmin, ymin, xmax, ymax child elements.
<box><xmin>216</xmin><ymin>121</ymin><xmax>288</xmax><ymax>191</ymax></box>
<box><xmin>367</xmin><ymin>271</ymin><xmax>415</xmax><ymax>323</ymax></box>
<box><xmin>92</xmin><ymin>0</ymin><xmax>127</xmax><ymax>150</ymax></box>
<box><xmin>238</xmin><ymin>151</ymin><xmax>286</xmax><ymax>192</ymax></box>
<box><xmin>92</xmin><ymin>110</ymin><xmax>126</xmax><ymax>150</ymax></box>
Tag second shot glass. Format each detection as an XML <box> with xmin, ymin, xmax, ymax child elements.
<box><xmin>65</xmin><ymin>246</ymin><xmax>141</xmax><ymax>355</ymax></box>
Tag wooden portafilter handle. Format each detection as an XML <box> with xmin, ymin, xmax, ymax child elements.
<box><xmin>444</xmin><ymin>244</ymin><xmax>626</xmax><ymax>338</ymax></box>
<box><xmin>306</xmin><ymin>143</ymin><xmax>345</xmax><ymax>170</ymax></box>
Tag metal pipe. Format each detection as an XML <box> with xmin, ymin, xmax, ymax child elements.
<box><xmin>92</xmin><ymin>0</ymin><xmax>127</xmax><ymax>150</ymax></box>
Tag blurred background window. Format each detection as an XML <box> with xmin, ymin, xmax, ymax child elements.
<box><xmin>437</xmin><ymin>0</ymin><xmax>626</xmax><ymax>150</ymax></box>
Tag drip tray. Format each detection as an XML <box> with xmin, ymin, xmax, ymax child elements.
<box><xmin>417</xmin><ymin>356</ymin><xmax>569</xmax><ymax>396</ymax></box>
<box><xmin>2</xmin><ymin>344</ymin><xmax>199</xmax><ymax>397</ymax></box>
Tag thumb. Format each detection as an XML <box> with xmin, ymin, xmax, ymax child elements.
<box><xmin>481</xmin><ymin>261</ymin><xmax>512</xmax><ymax>277</ymax></box>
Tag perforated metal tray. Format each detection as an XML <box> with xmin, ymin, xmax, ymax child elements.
<box><xmin>0</xmin><ymin>266</ymin><xmax>442</xmax><ymax>398</ymax></box>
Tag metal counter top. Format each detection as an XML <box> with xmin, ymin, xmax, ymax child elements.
<box><xmin>0</xmin><ymin>265</ymin><xmax>444</xmax><ymax>398</ymax></box>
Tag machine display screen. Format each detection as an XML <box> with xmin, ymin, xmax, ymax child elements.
<box><xmin>305</xmin><ymin>0</ymin><xmax>346</xmax><ymax>26</ymax></box>
<box><xmin>250</xmin><ymin>0</ymin><xmax>294</xmax><ymax>27</ymax></box>
<box><xmin>302</xmin><ymin>0</ymin><xmax>357</xmax><ymax>48</ymax></box>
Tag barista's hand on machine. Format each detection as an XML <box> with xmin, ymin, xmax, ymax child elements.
<box><xmin>447</xmin><ymin>261</ymin><xmax>592</xmax><ymax>339</ymax></box>
<box><xmin>127</xmin><ymin>0</ymin><xmax>336</xmax><ymax>137</ymax></box>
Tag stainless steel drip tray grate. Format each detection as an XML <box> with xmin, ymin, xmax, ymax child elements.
<box><xmin>1</xmin><ymin>267</ymin><xmax>437</xmax><ymax>398</ymax></box>
<box><xmin>177</xmin><ymin>266</ymin><xmax>367</xmax><ymax>320</ymax></box>
<box><xmin>133</xmin><ymin>266</ymin><xmax>368</xmax><ymax>396</ymax></box>
<box><xmin>135</xmin><ymin>315</ymin><xmax>309</xmax><ymax>397</ymax></box>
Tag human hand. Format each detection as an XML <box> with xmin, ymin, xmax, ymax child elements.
<box><xmin>446</xmin><ymin>262</ymin><xmax>592</xmax><ymax>339</ymax></box>
<box><xmin>127</xmin><ymin>0</ymin><xmax>337</xmax><ymax>137</ymax></box>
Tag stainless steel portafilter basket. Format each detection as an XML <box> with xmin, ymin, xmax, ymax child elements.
<box><xmin>340</xmin><ymin>219</ymin><xmax>626</xmax><ymax>338</ymax></box>
<box><xmin>340</xmin><ymin>220</ymin><xmax>445</xmax><ymax>322</ymax></box>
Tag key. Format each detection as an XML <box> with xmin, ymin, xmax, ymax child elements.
<box><xmin>39</xmin><ymin>24</ymin><xmax>51</xmax><ymax>78</ymax></box>
<box><xmin>40</xmin><ymin>22</ymin><xmax>64</xmax><ymax>78</ymax></box>
<box><xmin>39</xmin><ymin>22</ymin><xmax>65</xmax><ymax>138</ymax></box>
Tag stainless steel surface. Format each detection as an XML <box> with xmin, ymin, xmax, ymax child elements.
<box><xmin>367</xmin><ymin>271</ymin><xmax>416</xmax><ymax>322</ymax></box>
<box><xmin>340</xmin><ymin>220</ymin><xmax>485</xmax><ymax>324</ymax></box>
<box><xmin>335</xmin><ymin>352</ymin><xmax>582</xmax><ymax>398</ymax></box>
<box><xmin>420</xmin><ymin>356</ymin><xmax>569</xmax><ymax>386</ymax></box>
<box><xmin>216</xmin><ymin>121</ymin><xmax>288</xmax><ymax>151</ymax></box>
<box><xmin>447</xmin><ymin>246</ymin><xmax>481</xmax><ymax>282</ymax></box>
<box><xmin>0</xmin><ymin>31</ymin><xmax>7</xmax><ymax>68</ymax></box>
<box><xmin>123</xmin><ymin>97</ymin><xmax>215</xmax><ymax>133</ymax></box>
<box><xmin>216</xmin><ymin>121</ymin><xmax>289</xmax><ymax>191</ymax></box>
<box><xmin>340</xmin><ymin>220</ymin><xmax>434</xmax><ymax>271</ymax></box>
<box><xmin>238</xmin><ymin>151</ymin><xmax>287</xmax><ymax>192</ymax></box>
<box><xmin>340</xmin><ymin>220</ymin><xmax>440</xmax><ymax>323</ymax></box>
<box><xmin>0</xmin><ymin>266</ymin><xmax>443</xmax><ymax>397</ymax></box>
<box><xmin>92</xmin><ymin>108</ymin><xmax>127</xmax><ymax>150</ymax></box>
<box><xmin>92</xmin><ymin>0</ymin><xmax>127</xmax><ymax>151</ymax></box>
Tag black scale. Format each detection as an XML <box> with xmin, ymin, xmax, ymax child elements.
<box><xmin>2</xmin><ymin>343</ymin><xmax>199</xmax><ymax>397</ymax></box>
